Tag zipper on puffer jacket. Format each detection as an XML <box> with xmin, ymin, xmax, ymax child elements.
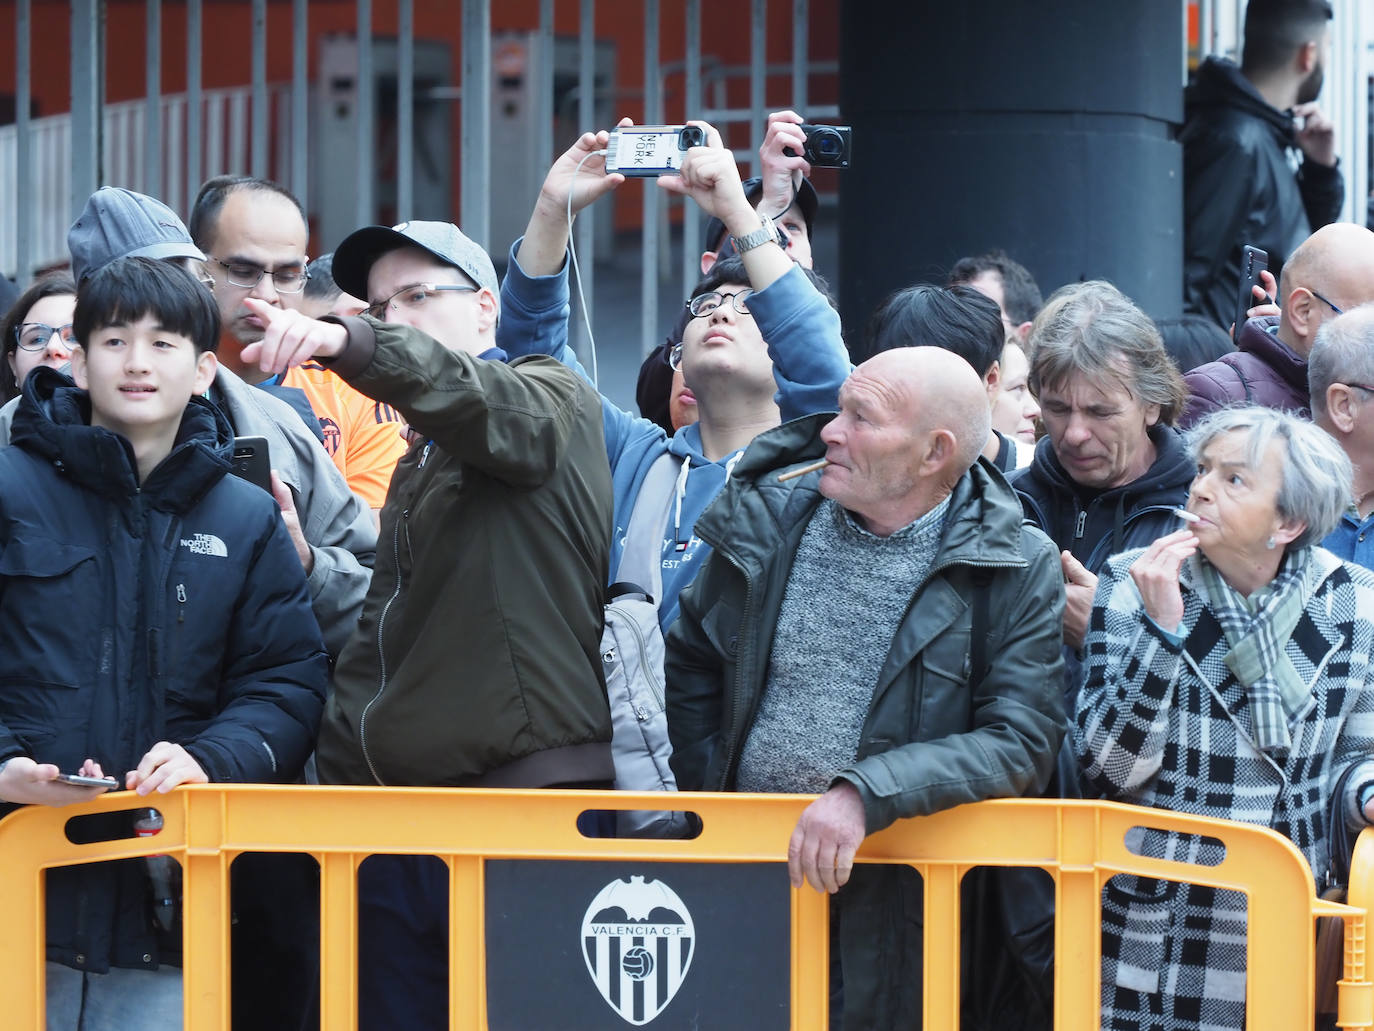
<box><xmin>359</xmin><ymin>507</ymin><xmax>411</xmax><ymax>785</ymax></box>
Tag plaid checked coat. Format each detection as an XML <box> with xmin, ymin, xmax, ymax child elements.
<box><xmin>1074</xmin><ymin>546</ymin><xmax>1374</xmax><ymax>1031</ymax></box>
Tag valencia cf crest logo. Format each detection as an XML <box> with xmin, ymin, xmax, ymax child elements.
<box><xmin>581</xmin><ymin>876</ymin><xmax>695</xmax><ymax>1025</ymax></box>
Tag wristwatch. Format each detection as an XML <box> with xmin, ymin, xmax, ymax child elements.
<box><xmin>730</xmin><ymin>212</ymin><xmax>780</xmax><ymax>254</ymax></box>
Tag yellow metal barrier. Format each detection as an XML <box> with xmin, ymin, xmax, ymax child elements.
<box><xmin>0</xmin><ymin>788</ymin><xmax>1365</xmax><ymax>1029</ymax></box>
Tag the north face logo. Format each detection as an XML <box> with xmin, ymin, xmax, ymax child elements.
<box><xmin>581</xmin><ymin>876</ymin><xmax>694</xmax><ymax>1025</ymax></box>
<box><xmin>179</xmin><ymin>533</ymin><xmax>228</xmax><ymax>557</ymax></box>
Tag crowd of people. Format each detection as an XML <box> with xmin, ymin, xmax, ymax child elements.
<box><xmin>1</xmin><ymin>3</ymin><xmax>1372</xmax><ymax>1029</ymax></box>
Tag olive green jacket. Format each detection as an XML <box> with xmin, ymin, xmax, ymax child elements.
<box><xmin>315</xmin><ymin>318</ymin><xmax>614</xmax><ymax>788</ymax></box>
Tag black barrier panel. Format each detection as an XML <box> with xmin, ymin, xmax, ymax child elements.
<box><xmin>486</xmin><ymin>860</ymin><xmax>790</xmax><ymax>1030</ymax></box>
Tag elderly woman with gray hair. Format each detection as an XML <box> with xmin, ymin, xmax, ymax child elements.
<box><xmin>1075</xmin><ymin>405</ymin><xmax>1374</xmax><ymax>1031</ymax></box>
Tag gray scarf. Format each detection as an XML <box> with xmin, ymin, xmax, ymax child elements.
<box><xmin>1191</xmin><ymin>547</ymin><xmax>1318</xmax><ymax>754</ymax></box>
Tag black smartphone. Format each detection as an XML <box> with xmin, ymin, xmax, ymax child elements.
<box><xmin>230</xmin><ymin>436</ymin><xmax>272</xmax><ymax>493</ymax></box>
<box><xmin>1235</xmin><ymin>245</ymin><xmax>1269</xmax><ymax>335</ymax></box>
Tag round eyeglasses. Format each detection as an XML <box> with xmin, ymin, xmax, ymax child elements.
<box><xmin>14</xmin><ymin>322</ymin><xmax>76</xmax><ymax>352</ymax></box>
<box><xmin>363</xmin><ymin>283</ymin><xmax>478</xmax><ymax>321</ymax></box>
<box><xmin>685</xmin><ymin>289</ymin><xmax>753</xmax><ymax>319</ymax></box>
<box><xmin>214</xmin><ymin>258</ymin><xmax>310</xmax><ymax>293</ymax></box>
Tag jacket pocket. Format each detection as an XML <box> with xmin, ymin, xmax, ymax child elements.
<box><xmin>1101</xmin><ymin>875</ymin><xmax>1173</xmax><ymax>995</ymax></box>
<box><xmin>0</xmin><ymin>679</ymin><xmax>80</xmax><ymax>749</ymax></box>
<box><xmin>909</xmin><ymin>627</ymin><xmax>972</xmax><ymax>742</ymax></box>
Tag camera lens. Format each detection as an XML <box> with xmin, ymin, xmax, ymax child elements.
<box><xmin>814</xmin><ymin>130</ymin><xmax>842</xmax><ymax>157</ymax></box>
<box><xmin>679</xmin><ymin>126</ymin><xmax>705</xmax><ymax>149</ymax></box>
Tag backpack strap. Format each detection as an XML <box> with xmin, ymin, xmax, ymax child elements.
<box><xmin>613</xmin><ymin>452</ymin><xmax>682</xmax><ymax>605</ymax></box>
<box><xmin>968</xmin><ymin>566</ymin><xmax>996</xmax><ymax>689</ymax></box>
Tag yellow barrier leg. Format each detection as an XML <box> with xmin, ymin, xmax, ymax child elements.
<box><xmin>924</xmin><ymin>864</ymin><xmax>961</xmax><ymax>1030</ymax></box>
<box><xmin>318</xmin><ymin>851</ymin><xmax>358</xmax><ymax>1031</ymax></box>
<box><xmin>790</xmin><ymin>880</ymin><xmax>830</xmax><ymax>1031</ymax></box>
<box><xmin>450</xmin><ymin>856</ymin><xmax>485</xmax><ymax>1031</ymax></box>
<box><xmin>182</xmin><ymin>847</ymin><xmax>230</xmax><ymax>1029</ymax></box>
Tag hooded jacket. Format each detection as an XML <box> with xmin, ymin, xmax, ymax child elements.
<box><xmin>1010</xmin><ymin>424</ymin><xmax>1195</xmax><ymax>577</ymax></box>
<box><xmin>0</xmin><ymin>365</ymin><xmax>378</xmax><ymax>659</ymax></box>
<box><xmin>0</xmin><ymin>368</ymin><xmax>329</xmax><ymax>973</ymax></box>
<box><xmin>313</xmin><ymin>319</ymin><xmax>615</xmax><ymax>789</ymax></box>
<box><xmin>1179</xmin><ymin>315</ymin><xmax>1308</xmax><ymax>429</ymax></box>
<box><xmin>1182</xmin><ymin>57</ymin><xmax>1343</xmax><ymax>329</ymax></box>
<box><xmin>664</xmin><ymin>412</ymin><xmax>1065</xmax><ymax>1030</ymax></box>
<box><xmin>497</xmin><ymin>243</ymin><xmax>851</xmax><ymax>633</ymax></box>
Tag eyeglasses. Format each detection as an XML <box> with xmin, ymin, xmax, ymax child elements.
<box><xmin>186</xmin><ymin>259</ymin><xmax>215</xmax><ymax>288</ymax></box>
<box><xmin>1342</xmin><ymin>382</ymin><xmax>1374</xmax><ymax>395</ymax></box>
<box><xmin>14</xmin><ymin>322</ymin><xmax>75</xmax><ymax>351</ymax></box>
<box><xmin>214</xmin><ymin>257</ymin><xmax>310</xmax><ymax>293</ymax></box>
<box><xmin>685</xmin><ymin>289</ymin><xmax>754</xmax><ymax>319</ymax></box>
<box><xmin>363</xmin><ymin>282</ymin><xmax>478</xmax><ymax>321</ymax></box>
<box><xmin>1309</xmin><ymin>288</ymin><xmax>1343</xmax><ymax>315</ymax></box>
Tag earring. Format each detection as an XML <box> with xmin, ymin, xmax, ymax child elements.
<box><xmin>1266</xmin><ymin>536</ymin><xmax>1277</xmax><ymax>550</ymax></box>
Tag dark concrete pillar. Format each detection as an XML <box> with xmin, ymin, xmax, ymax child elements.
<box><xmin>839</xmin><ymin>0</ymin><xmax>1183</xmax><ymax>358</ymax></box>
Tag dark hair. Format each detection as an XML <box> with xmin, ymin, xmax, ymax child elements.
<box><xmin>74</xmin><ymin>257</ymin><xmax>221</xmax><ymax>355</ymax></box>
<box><xmin>1154</xmin><ymin>314</ymin><xmax>1235</xmax><ymax>375</ymax></box>
<box><xmin>304</xmin><ymin>253</ymin><xmax>340</xmax><ymax>302</ymax></box>
<box><xmin>948</xmin><ymin>249</ymin><xmax>1044</xmax><ymax>325</ymax></box>
<box><xmin>689</xmin><ymin>255</ymin><xmax>836</xmax><ymax>311</ymax></box>
<box><xmin>1241</xmin><ymin>0</ymin><xmax>1332</xmax><ymax>77</ymax></box>
<box><xmin>189</xmin><ymin>175</ymin><xmax>306</xmax><ymax>253</ymax></box>
<box><xmin>1</xmin><ymin>272</ymin><xmax>78</xmax><ymax>402</ymax></box>
<box><xmin>866</xmin><ymin>284</ymin><xmax>1005</xmax><ymax>376</ymax></box>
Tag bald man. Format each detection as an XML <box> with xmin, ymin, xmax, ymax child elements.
<box><xmin>1181</xmin><ymin>221</ymin><xmax>1374</xmax><ymax>428</ymax></box>
<box><xmin>665</xmin><ymin>347</ymin><xmax>1065</xmax><ymax>1029</ymax></box>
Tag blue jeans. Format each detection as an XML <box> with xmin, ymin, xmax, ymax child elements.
<box><xmin>45</xmin><ymin>961</ymin><xmax>182</xmax><ymax>1031</ymax></box>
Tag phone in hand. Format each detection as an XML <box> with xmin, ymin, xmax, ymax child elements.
<box><xmin>1235</xmin><ymin>245</ymin><xmax>1269</xmax><ymax>336</ymax></box>
<box><xmin>55</xmin><ymin>772</ymin><xmax>119</xmax><ymax>789</ymax></box>
<box><xmin>604</xmin><ymin>125</ymin><xmax>706</xmax><ymax>177</ymax></box>
<box><xmin>230</xmin><ymin>436</ymin><xmax>272</xmax><ymax>493</ymax></box>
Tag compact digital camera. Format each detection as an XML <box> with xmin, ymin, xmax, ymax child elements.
<box><xmin>604</xmin><ymin>125</ymin><xmax>707</xmax><ymax>177</ymax></box>
<box><xmin>786</xmin><ymin>123</ymin><xmax>852</xmax><ymax>169</ymax></box>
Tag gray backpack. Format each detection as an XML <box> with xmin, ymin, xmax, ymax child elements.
<box><xmin>602</xmin><ymin>453</ymin><xmax>689</xmax><ymax>837</ymax></box>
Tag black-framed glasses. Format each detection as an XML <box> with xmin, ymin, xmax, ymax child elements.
<box><xmin>1343</xmin><ymin>382</ymin><xmax>1374</xmax><ymax>395</ymax></box>
<box><xmin>14</xmin><ymin>322</ymin><xmax>75</xmax><ymax>351</ymax></box>
<box><xmin>214</xmin><ymin>257</ymin><xmax>310</xmax><ymax>293</ymax></box>
<box><xmin>363</xmin><ymin>282</ymin><xmax>478</xmax><ymax>321</ymax></box>
<box><xmin>668</xmin><ymin>341</ymin><xmax>685</xmax><ymax>371</ymax></box>
<box><xmin>1310</xmin><ymin>288</ymin><xmax>1343</xmax><ymax>315</ymax></box>
<box><xmin>685</xmin><ymin>289</ymin><xmax>754</xmax><ymax>319</ymax></box>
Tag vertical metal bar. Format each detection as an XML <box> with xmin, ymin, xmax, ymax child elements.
<box><xmin>641</xmin><ymin>0</ymin><xmax>660</xmax><ymax>355</ymax></box>
<box><xmin>251</xmin><ymin>0</ymin><xmax>267</xmax><ymax>177</ymax></box>
<box><xmin>70</xmin><ymin>0</ymin><xmax>102</xmax><ymax>221</ymax></box>
<box><xmin>357</xmin><ymin>0</ymin><xmax>375</xmax><ymax>226</ymax></box>
<box><xmin>533</xmin><ymin>0</ymin><xmax>554</xmax><ymax>179</ymax></box>
<box><xmin>575</xmin><ymin>0</ymin><xmax>596</xmax><ymax>356</ymax></box>
<box><xmin>460</xmin><ymin>0</ymin><xmax>492</xmax><ymax>249</ymax></box>
<box><xmin>187</xmin><ymin>0</ymin><xmax>202</xmax><ymax>201</ymax></box>
<box><xmin>292</xmin><ymin>0</ymin><xmax>308</xmax><ymax>210</ymax></box>
<box><xmin>791</xmin><ymin>0</ymin><xmax>808</xmax><ymax>111</ymax></box>
<box><xmin>750</xmin><ymin>0</ymin><xmax>766</xmax><ymax>177</ymax></box>
<box><xmin>397</xmin><ymin>0</ymin><xmax>414</xmax><ymax>221</ymax></box>
<box><xmin>683</xmin><ymin>0</ymin><xmax>701</xmax><ymax>298</ymax></box>
<box><xmin>1199</xmin><ymin>0</ymin><xmax>1213</xmax><ymax>58</ymax></box>
<box><xmin>16</xmin><ymin>0</ymin><xmax>32</xmax><ymax>279</ymax></box>
<box><xmin>144</xmin><ymin>0</ymin><xmax>161</xmax><ymax>197</ymax></box>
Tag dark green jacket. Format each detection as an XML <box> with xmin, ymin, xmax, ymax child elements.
<box><xmin>665</xmin><ymin>413</ymin><xmax>1065</xmax><ymax>1029</ymax></box>
<box><xmin>316</xmin><ymin>318</ymin><xmax>614</xmax><ymax>788</ymax></box>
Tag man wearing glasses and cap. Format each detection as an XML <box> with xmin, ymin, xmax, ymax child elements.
<box><xmin>189</xmin><ymin>176</ymin><xmax>407</xmax><ymax>511</ymax></box>
<box><xmin>238</xmin><ymin>217</ymin><xmax>616</xmax><ymax>1030</ymax></box>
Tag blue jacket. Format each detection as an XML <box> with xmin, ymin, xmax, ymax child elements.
<box><xmin>497</xmin><ymin>244</ymin><xmax>850</xmax><ymax>631</ymax></box>
<box><xmin>0</xmin><ymin>368</ymin><xmax>329</xmax><ymax>973</ymax></box>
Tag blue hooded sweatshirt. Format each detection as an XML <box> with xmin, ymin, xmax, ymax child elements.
<box><xmin>497</xmin><ymin>242</ymin><xmax>850</xmax><ymax>632</ymax></box>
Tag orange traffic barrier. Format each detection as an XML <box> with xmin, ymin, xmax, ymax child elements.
<box><xmin>0</xmin><ymin>787</ymin><xmax>1366</xmax><ymax>1029</ymax></box>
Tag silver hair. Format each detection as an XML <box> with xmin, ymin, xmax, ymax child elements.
<box><xmin>1185</xmin><ymin>405</ymin><xmax>1352</xmax><ymax>549</ymax></box>
<box><xmin>1308</xmin><ymin>303</ymin><xmax>1374</xmax><ymax>420</ymax></box>
<box><xmin>1026</xmin><ymin>280</ymin><xmax>1188</xmax><ymax>424</ymax></box>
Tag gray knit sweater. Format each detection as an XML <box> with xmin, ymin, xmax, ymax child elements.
<box><xmin>735</xmin><ymin>496</ymin><xmax>949</xmax><ymax>794</ymax></box>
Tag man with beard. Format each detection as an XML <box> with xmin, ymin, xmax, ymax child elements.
<box><xmin>1182</xmin><ymin>0</ymin><xmax>1341</xmax><ymax>331</ymax></box>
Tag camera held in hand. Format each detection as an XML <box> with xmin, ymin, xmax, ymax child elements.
<box><xmin>786</xmin><ymin>124</ymin><xmax>852</xmax><ymax>169</ymax></box>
